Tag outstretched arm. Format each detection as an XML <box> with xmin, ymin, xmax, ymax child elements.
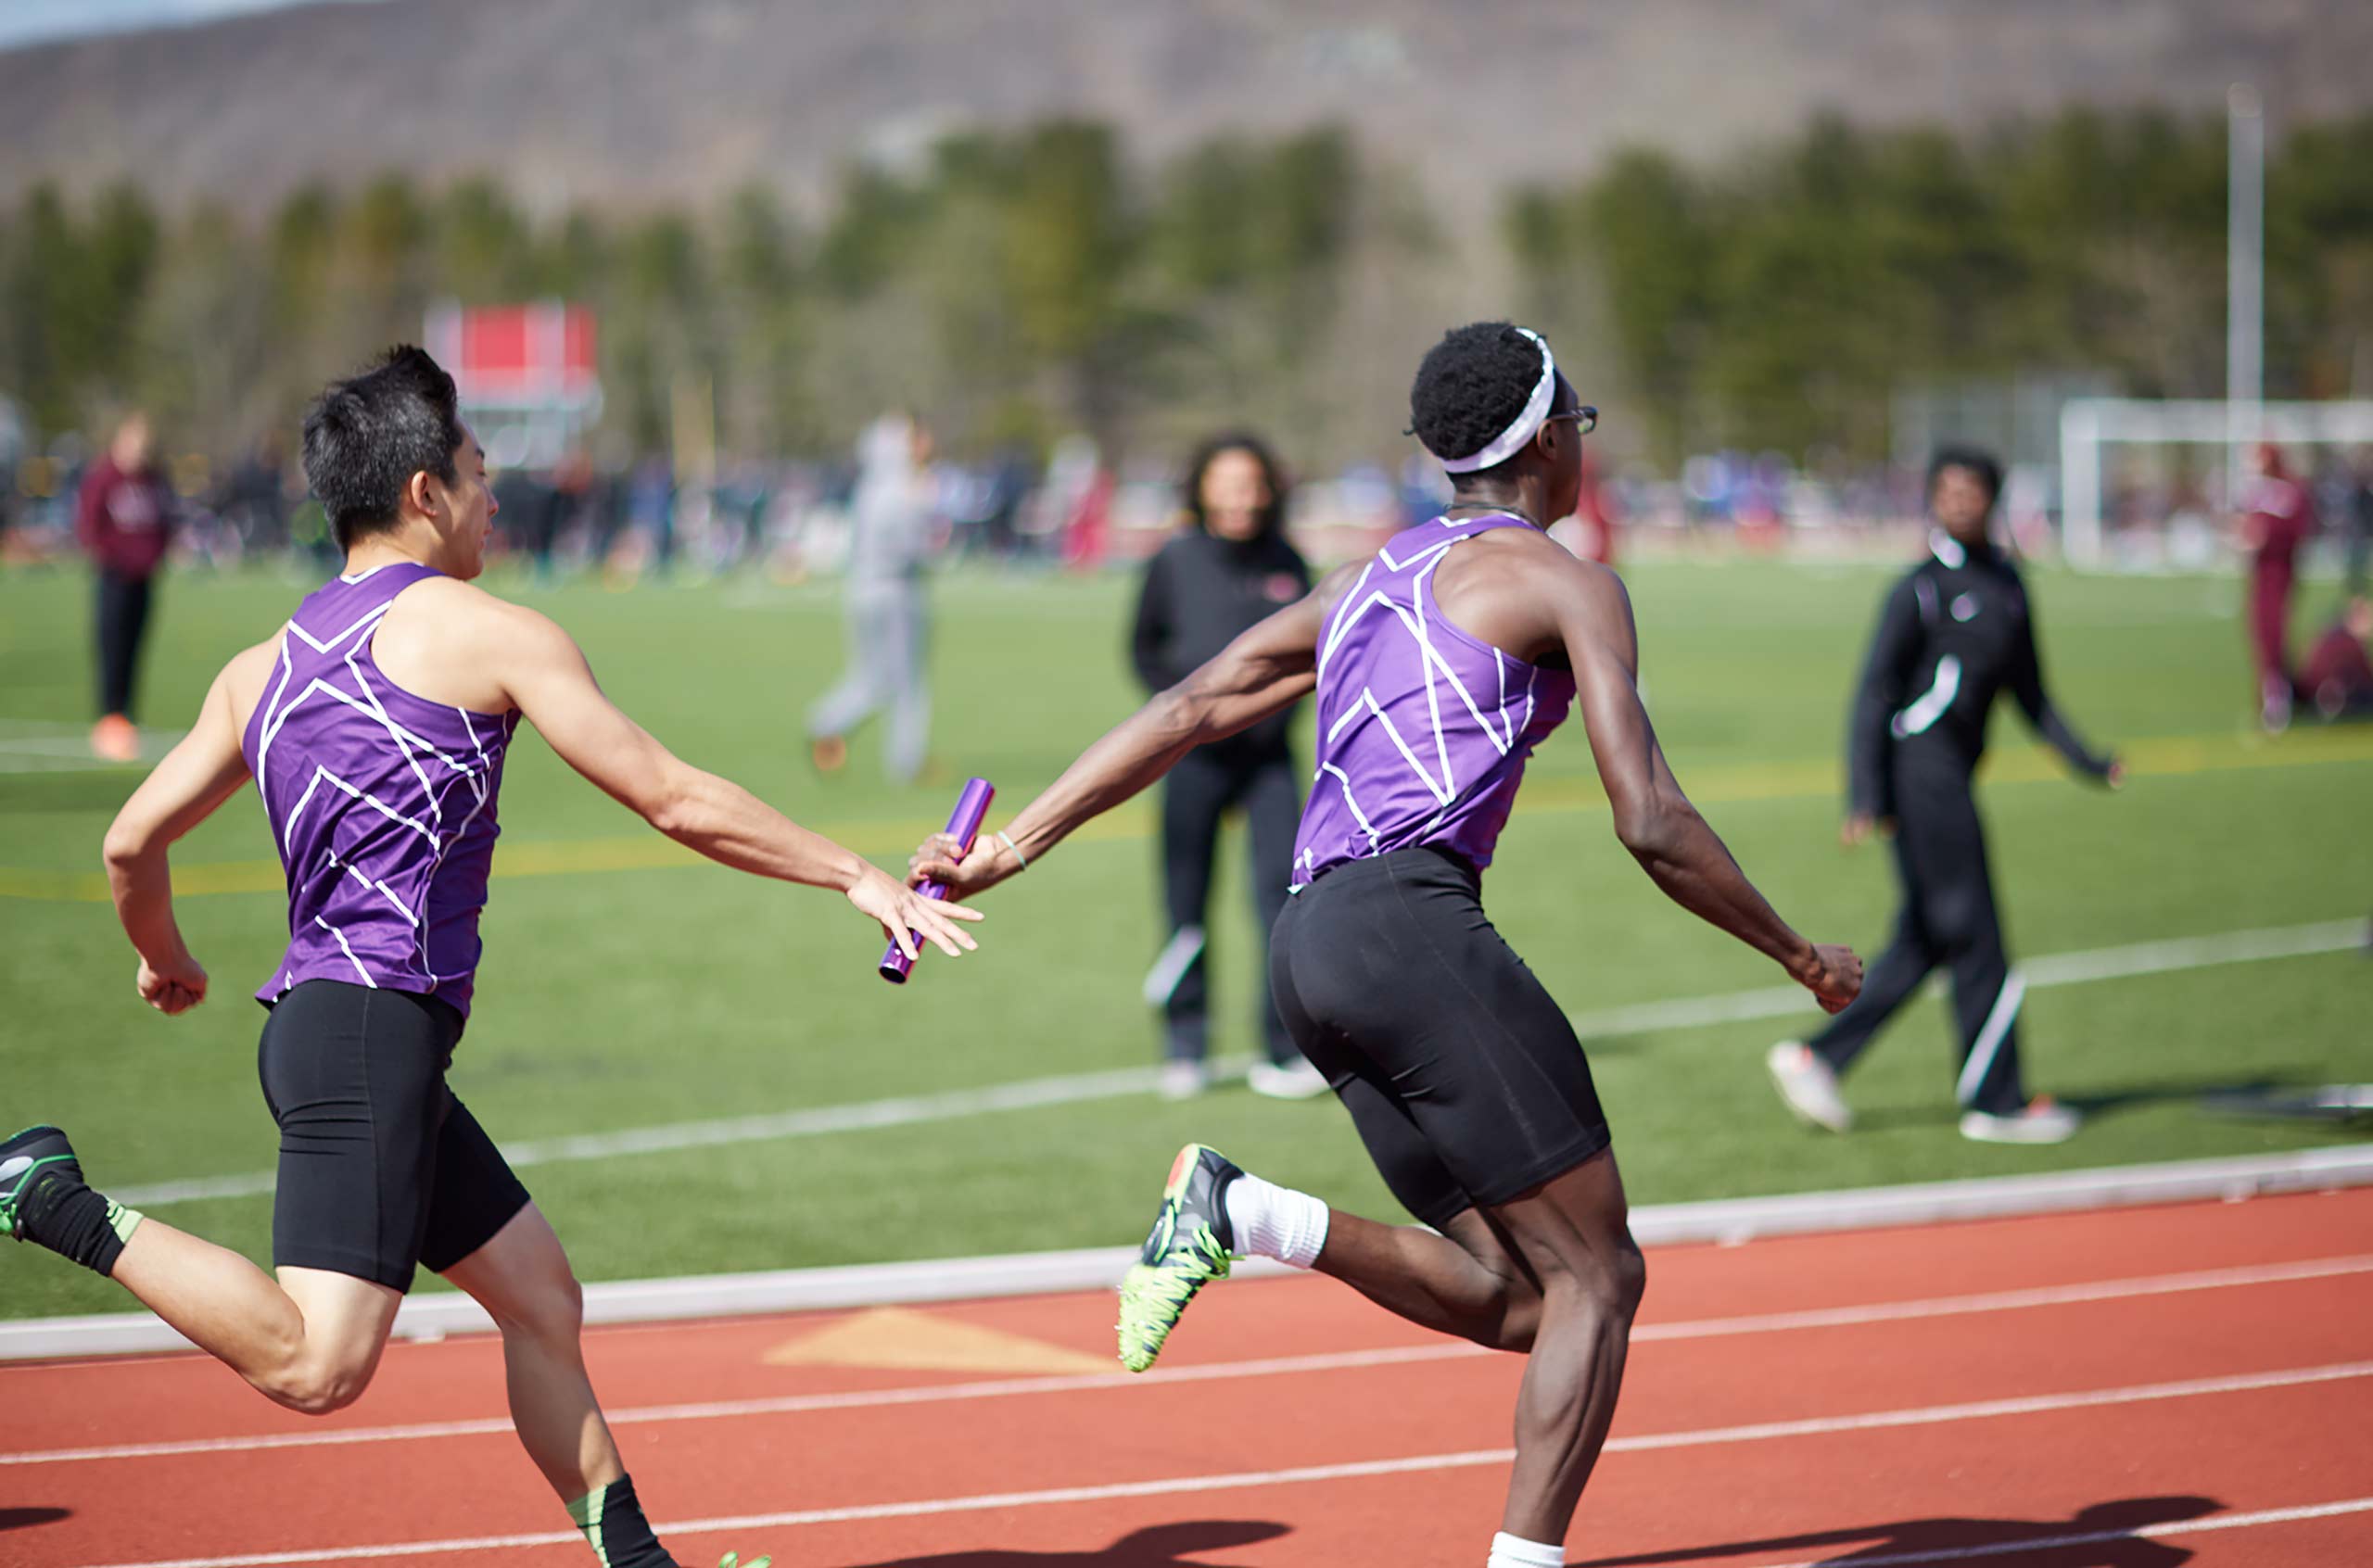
<box><xmin>911</xmin><ymin>570</ymin><xmax>1339</xmax><ymax>896</ymax></box>
<box><xmin>490</xmin><ymin>605</ymin><xmax>979</xmax><ymax>962</ymax></box>
<box><xmin>102</xmin><ymin>642</ymin><xmax>276</xmax><ymax>1013</ymax></box>
<box><xmin>1555</xmin><ymin>562</ymin><xmax>1862</xmax><ymax>1012</ymax></box>
<box><xmin>2007</xmin><ymin>603</ymin><xmax>2119</xmax><ymax>785</ymax></box>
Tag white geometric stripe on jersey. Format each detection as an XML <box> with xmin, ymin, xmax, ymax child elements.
<box><xmin>285</xmin><ymin>598</ymin><xmax>400</xmax><ymax>655</ymax></box>
<box><xmin>1318</xmin><ymin>759</ymin><xmax>1383</xmax><ymax>850</ymax></box>
<box><xmin>324</xmin><ymin>845</ymin><xmax>419</xmax><ymax>928</ymax></box>
<box><xmin>257</xmin><ymin>586</ymin><xmax>515</xmax><ymax>993</ymax></box>
<box><xmin>313</xmin><ymin>915</ymin><xmax>377</xmax><ymax>988</ymax></box>
<box><xmin>344</xmin><ymin>649</ymin><xmax>442</xmax><ymax>826</ymax></box>
<box><xmin>268</xmin><ymin>677</ymin><xmax>484</xmax><ymax>783</ymax></box>
<box><xmin>417</xmin><ymin>762</ymin><xmax>498</xmax><ymax>983</ymax></box>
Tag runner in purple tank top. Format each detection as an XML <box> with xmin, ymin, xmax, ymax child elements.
<box><xmin>909</xmin><ymin>323</ymin><xmax>1864</xmax><ymax>1566</ymax></box>
<box><xmin>5</xmin><ymin>348</ymin><xmax>979</xmax><ymax>1568</ymax></box>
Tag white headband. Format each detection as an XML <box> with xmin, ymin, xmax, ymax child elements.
<box><xmin>1436</xmin><ymin>327</ymin><xmax>1557</xmax><ymax>474</ymax></box>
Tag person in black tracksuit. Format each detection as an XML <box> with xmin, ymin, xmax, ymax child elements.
<box><xmin>1130</xmin><ymin>434</ymin><xmax>1318</xmax><ymax>1095</ymax></box>
<box><xmin>1770</xmin><ymin>449</ymin><xmax>2121</xmax><ymax>1144</ymax></box>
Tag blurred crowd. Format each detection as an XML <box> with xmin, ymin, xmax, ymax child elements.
<box><xmin>7</xmin><ymin>408</ymin><xmax>2372</xmax><ymax>586</ymax></box>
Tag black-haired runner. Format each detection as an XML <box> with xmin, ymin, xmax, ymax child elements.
<box><xmin>1767</xmin><ymin>447</ymin><xmax>2121</xmax><ymax>1144</ymax></box>
<box><xmin>1129</xmin><ymin>431</ymin><xmax>1320</xmax><ymax>1099</ymax></box>
<box><xmin>911</xmin><ymin>322</ymin><xmax>1862</xmax><ymax>1567</ymax></box>
<box><xmin>3</xmin><ymin>347</ymin><xmax>978</xmax><ymax>1568</ymax></box>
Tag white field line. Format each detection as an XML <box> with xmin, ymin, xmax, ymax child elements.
<box><xmin>62</xmin><ymin>1361</ymin><xmax>2373</xmax><ymax>1568</ymax></box>
<box><xmin>11</xmin><ymin>1252</ymin><xmax>2368</xmax><ymax>1468</ymax></box>
<box><xmin>1559</xmin><ymin>917</ymin><xmax>2368</xmax><ymax>1039</ymax></box>
<box><xmin>105</xmin><ymin>917</ymin><xmax>2368</xmax><ymax>1211</ymax></box>
<box><xmin>0</xmin><ymin>722</ymin><xmax>184</xmax><ymax>773</ymax></box>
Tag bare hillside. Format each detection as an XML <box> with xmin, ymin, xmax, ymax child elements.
<box><xmin>3</xmin><ymin>0</ymin><xmax>2367</xmax><ymax>210</ymax></box>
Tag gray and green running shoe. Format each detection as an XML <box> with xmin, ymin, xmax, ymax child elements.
<box><xmin>1116</xmin><ymin>1143</ymin><xmax>1240</xmax><ymax>1372</ymax></box>
<box><xmin>712</xmin><ymin>1554</ymin><xmax>771</xmax><ymax>1567</ymax></box>
<box><xmin>0</xmin><ymin>1125</ymin><xmax>82</xmax><ymax>1240</ymax></box>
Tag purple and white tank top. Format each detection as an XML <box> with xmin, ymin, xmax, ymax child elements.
<box><xmin>1290</xmin><ymin>513</ymin><xmax>1575</xmax><ymax>889</ymax></box>
<box><xmin>239</xmin><ymin>563</ymin><xmax>518</xmax><ymax>1017</ymax></box>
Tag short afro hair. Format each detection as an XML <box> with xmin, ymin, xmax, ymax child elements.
<box><xmin>301</xmin><ymin>346</ymin><xmax>467</xmax><ymax>552</ymax></box>
<box><xmin>1409</xmin><ymin>322</ymin><xmax>1546</xmax><ymax>472</ymax></box>
<box><xmin>1925</xmin><ymin>444</ymin><xmax>2003</xmax><ymax>508</ymax></box>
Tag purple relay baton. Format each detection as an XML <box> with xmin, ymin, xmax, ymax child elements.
<box><xmin>879</xmin><ymin>776</ymin><xmax>996</xmax><ymax>984</ymax></box>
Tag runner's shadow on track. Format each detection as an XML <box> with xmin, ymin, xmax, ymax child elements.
<box><xmin>0</xmin><ymin>1507</ymin><xmax>72</xmax><ymax>1530</ymax></box>
<box><xmin>1572</xmin><ymin>1494</ymin><xmax>2218</xmax><ymax>1566</ymax></box>
<box><xmin>847</xmin><ymin>1519</ymin><xmax>1288</xmax><ymax>1567</ymax></box>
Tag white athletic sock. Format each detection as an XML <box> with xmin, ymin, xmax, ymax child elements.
<box><xmin>1487</xmin><ymin>1531</ymin><xmax>1565</xmax><ymax>1568</ymax></box>
<box><xmin>1221</xmin><ymin>1171</ymin><xmax>1328</xmax><ymax>1268</ymax></box>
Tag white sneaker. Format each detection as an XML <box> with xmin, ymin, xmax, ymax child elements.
<box><xmin>1766</xmin><ymin>1042</ymin><xmax>1852</xmax><ymax>1132</ymax></box>
<box><xmin>1246</xmin><ymin>1060</ymin><xmax>1330</xmax><ymax>1101</ymax></box>
<box><xmin>1157</xmin><ymin>1060</ymin><xmax>1211</xmax><ymax>1101</ymax></box>
<box><xmin>1960</xmin><ymin>1097</ymin><xmax>2081</xmax><ymax>1144</ymax></box>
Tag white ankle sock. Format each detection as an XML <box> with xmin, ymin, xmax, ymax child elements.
<box><xmin>1487</xmin><ymin>1531</ymin><xmax>1564</xmax><ymax>1568</ymax></box>
<box><xmin>1221</xmin><ymin>1172</ymin><xmax>1328</xmax><ymax>1268</ymax></box>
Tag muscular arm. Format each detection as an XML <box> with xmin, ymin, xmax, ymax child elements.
<box><xmin>918</xmin><ymin>569</ymin><xmax>1339</xmax><ymax>893</ymax></box>
<box><xmin>1552</xmin><ymin>561</ymin><xmax>1849</xmax><ymax>999</ymax></box>
<box><xmin>495</xmin><ymin>608</ymin><xmax>869</xmax><ymax>887</ymax></box>
<box><xmin>101</xmin><ymin>641</ymin><xmax>275</xmax><ymax>1010</ymax></box>
<box><xmin>488</xmin><ymin>604</ymin><xmax>977</xmax><ymax>956</ymax></box>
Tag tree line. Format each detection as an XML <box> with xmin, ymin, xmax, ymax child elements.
<box><xmin>4</xmin><ymin>107</ymin><xmax>2371</xmax><ymax>475</ymax></box>
<box><xmin>1512</xmin><ymin>107</ymin><xmax>2373</xmax><ymax>467</ymax></box>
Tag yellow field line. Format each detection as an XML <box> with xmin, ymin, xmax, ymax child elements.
<box><xmin>4</xmin><ymin>726</ymin><xmax>2369</xmax><ymax>904</ymax></box>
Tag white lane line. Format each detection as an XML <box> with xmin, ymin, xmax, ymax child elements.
<box><xmin>1737</xmin><ymin>1495</ymin><xmax>2373</xmax><ymax>1568</ymax></box>
<box><xmin>13</xmin><ymin>1253</ymin><xmax>2368</xmax><ymax>1467</ymax></box>
<box><xmin>63</xmin><ymin>1362</ymin><xmax>2373</xmax><ymax>1568</ymax></box>
<box><xmin>108</xmin><ymin>1066</ymin><xmax>1178</xmax><ymax>1208</ymax></box>
<box><xmin>1562</xmin><ymin>918</ymin><xmax>2368</xmax><ymax>1040</ymax></box>
<box><xmin>1629</xmin><ymin>1252</ymin><xmax>2373</xmax><ymax>1342</ymax></box>
<box><xmin>105</xmin><ymin>918</ymin><xmax>2368</xmax><ymax>1210</ymax></box>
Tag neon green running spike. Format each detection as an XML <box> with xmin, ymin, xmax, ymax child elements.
<box><xmin>1116</xmin><ymin>1143</ymin><xmax>1242</xmax><ymax>1372</ymax></box>
<box><xmin>0</xmin><ymin>1125</ymin><xmax>83</xmax><ymax>1241</ymax></box>
<box><xmin>715</xmin><ymin>1554</ymin><xmax>771</xmax><ymax>1568</ymax></box>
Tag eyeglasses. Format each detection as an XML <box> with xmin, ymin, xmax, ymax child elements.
<box><xmin>1542</xmin><ymin>405</ymin><xmax>1598</xmax><ymax>436</ymax></box>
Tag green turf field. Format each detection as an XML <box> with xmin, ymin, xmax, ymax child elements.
<box><xmin>2</xmin><ymin>556</ymin><xmax>2367</xmax><ymax>1320</ymax></box>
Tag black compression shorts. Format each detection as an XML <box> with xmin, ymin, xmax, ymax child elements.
<box><xmin>1270</xmin><ymin>846</ymin><xmax>1612</xmax><ymax>1230</ymax></box>
<box><xmin>257</xmin><ymin>980</ymin><xmax>530</xmax><ymax>1292</ymax></box>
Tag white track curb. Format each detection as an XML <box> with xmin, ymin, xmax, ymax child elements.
<box><xmin>5</xmin><ymin>1144</ymin><xmax>2366</xmax><ymax>1362</ymax></box>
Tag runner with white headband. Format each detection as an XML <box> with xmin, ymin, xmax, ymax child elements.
<box><xmin>912</xmin><ymin>320</ymin><xmax>1862</xmax><ymax>1568</ymax></box>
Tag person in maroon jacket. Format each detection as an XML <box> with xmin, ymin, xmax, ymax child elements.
<box><xmin>2235</xmin><ymin>442</ymin><xmax>2316</xmax><ymax>732</ymax></box>
<box><xmin>76</xmin><ymin>411</ymin><xmax>174</xmax><ymax>762</ymax></box>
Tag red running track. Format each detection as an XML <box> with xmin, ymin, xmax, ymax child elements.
<box><xmin>4</xmin><ymin>1188</ymin><xmax>2370</xmax><ymax>1567</ymax></box>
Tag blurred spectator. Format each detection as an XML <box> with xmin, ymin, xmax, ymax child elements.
<box><xmin>2235</xmin><ymin>442</ymin><xmax>2316</xmax><ymax>732</ymax></box>
<box><xmin>75</xmin><ymin>411</ymin><xmax>174</xmax><ymax>763</ymax></box>
<box><xmin>0</xmin><ymin>396</ymin><xmax>25</xmax><ymax>556</ymax></box>
<box><xmin>2302</xmin><ymin>597</ymin><xmax>2373</xmax><ymax>721</ymax></box>
<box><xmin>501</xmin><ymin>461</ymin><xmax>575</xmax><ymax>585</ymax></box>
<box><xmin>808</xmin><ymin>412</ymin><xmax>939</xmax><ymax>783</ymax></box>
<box><xmin>2345</xmin><ymin>455</ymin><xmax>2373</xmax><ymax>599</ymax></box>
<box><xmin>1547</xmin><ymin>446</ymin><xmax>1620</xmax><ymax>564</ymax></box>
<box><xmin>970</xmin><ymin>444</ymin><xmax>1034</xmax><ymax>562</ymax></box>
<box><xmin>626</xmin><ymin>455</ymin><xmax>677</xmax><ymax>576</ymax></box>
<box><xmin>1043</xmin><ymin>435</ymin><xmax>1110</xmax><ymax>571</ymax></box>
<box><xmin>1129</xmin><ymin>433</ymin><xmax>1322</xmax><ymax>1101</ymax></box>
<box><xmin>219</xmin><ymin>435</ymin><xmax>292</xmax><ymax>553</ymax></box>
